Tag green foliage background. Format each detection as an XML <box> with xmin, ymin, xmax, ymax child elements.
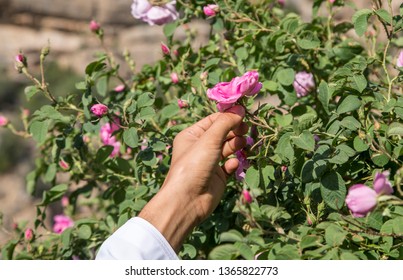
<box><xmin>1</xmin><ymin>0</ymin><xmax>403</xmax><ymax>260</ymax></box>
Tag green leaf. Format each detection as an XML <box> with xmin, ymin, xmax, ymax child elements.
<box><xmin>24</xmin><ymin>86</ymin><xmax>40</xmax><ymax>101</ymax></box>
<box><xmin>277</xmin><ymin>68</ymin><xmax>295</xmax><ymax>86</ymax></box>
<box><xmin>123</xmin><ymin>128</ymin><xmax>139</xmax><ymax>148</ymax></box>
<box><xmin>40</xmin><ymin>184</ymin><xmax>68</xmax><ymax>205</ymax></box>
<box><xmin>137</xmin><ymin>107</ymin><xmax>155</xmax><ymax>120</ymax></box>
<box><xmin>375</xmin><ymin>9</ymin><xmax>392</xmax><ymax>24</ymax></box>
<box><xmin>163</xmin><ymin>21</ymin><xmax>178</xmax><ymax>37</ymax></box>
<box><xmin>262</xmin><ymin>80</ymin><xmax>278</xmax><ymax>92</ymax></box>
<box><xmin>95</xmin><ymin>145</ymin><xmax>114</xmax><ymax>162</ymax></box>
<box><xmin>325</xmin><ymin>224</ymin><xmax>347</xmax><ymax>247</ymax></box>
<box><xmin>351</xmin><ymin>74</ymin><xmax>367</xmax><ymax>93</ymax></box>
<box><xmin>292</xmin><ymin>131</ymin><xmax>315</xmax><ymax>152</ymax></box>
<box><xmin>235</xmin><ymin>242</ymin><xmax>254</xmax><ymax>260</ymax></box>
<box><xmin>85</xmin><ymin>59</ymin><xmax>106</xmax><ymax>76</ymax></box>
<box><xmin>96</xmin><ymin>75</ymin><xmax>108</xmax><ymax>97</ymax></box>
<box><xmin>208</xmin><ymin>244</ymin><xmax>239</xmax><ymax>260</ymax></box>
<box><xmin>137</xmin><ymin>92</ymin><xmax>155</xmax><ymax>108</ymax></box>
<box><xmin>300</xmin><ymin>235</ymin><xmax>323</xmax><ymax>250</ymax></box>
<box><xmin>341</xmin><ymin>116</ymin><xmax>361</xmax><ymax>130</ymax></box>
<box><xmin>371</xmin><ymin>153</ymin><xmax>389</xmax><ymax>167</ymax></box>
<box><xmin>336</xmin><ymin>95</ymin><xmax>362</xmax><ymax>114</ymax></box>
<box><xmin>245</xmin><ymin>166</ymin><xmax>260</xmax><ymax>189</ymax></box>
<box><xmin>44</xmin><ymin>163</ymin><xmax>57</xmax><ymax>183</ymax></box>
<box><xmin>78</xmin><ymin>225</ymin><xmax>92</xmax><ymax>240</ymax></box>
<box><xmin>387</xmin><ymin>122</ymin><xmax>403</xmax><ymax>137</ymax></box>
<box><xmin>320</xmin><ymin>171</ymin><xmax>346</xmax><ymax>210</ymax></box>
<box><xmin>353</xmin><ymin>136</ymin><xmax>369</xmax><ymax>152</ymax></box>
<box><xmin>220</xmin><ymin>230</ymin><xmax>244</xmax><ymax>243</ymax></box>
<box><xmin>297</xmin><ymin>31</ymin><xmax>320</xmax><ymax>49</ymax></box>
<box><xmin>204</xmin><ymin>58</ymin><xmax>221</xmax><ymax>70</ymax></box>
<box><xmin>318</xmin><ymin>81</ymin><xmax>330</xmax><ymax>114</ymax></box>
<box><xmin>235</xmin><ymin>47</ymin><xmax>248</xmax><ymax>61</ymax></box>
<box><xmin>352</xmin><ymin>9</ymin><xmax>373</xmax><ymax>36</ymax></box>
<box><xmin>29</xmin><ymin>120</ymin><xmax>50</xmax><ymax>145</ymax></box>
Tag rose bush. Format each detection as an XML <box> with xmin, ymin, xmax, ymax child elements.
<box><xmin>1</xmin><ymin>0</ymin><xmax>402</xmax><ymax>260</ymax></box>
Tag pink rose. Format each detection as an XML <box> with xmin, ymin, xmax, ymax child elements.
<box><xmin>293</xmin><ymin>71</ymin><xmax>315</xmax><ymax>98</ymax></box>
<box><xmin>0</xmin><ymin>115</ymin><xmax>8</xmax><ymax>127</ymax></box>
<box><xmin>207</xmin><ymin>71</ymin><xmax>262</xmax><ymax>112</ymax></box>
<box><xmin>25</xmin><ymin>228</ymin><xmax>33</xmax><ymax>241</ymax></box>
<box><xmin>61</xmin><ymin>196</ymin><xmax>69</xmax><ymax>207</ymax></box>
<box><xmin>235</xmin><ymin>150</ymin><xmax>250</xmax><ymax>181</ymax></box>
<box><xmin>397</xmin><ymin>50</ymin><xmax>403</xmax><ymax>68</ymax></box>
<box><xmin>345</xmin><ymin>184</ymin><xmax>377</xmax><ymax>218</ymax></box>
<box><xmin>242</xmin><ymin>189</ymin><xmax>253</xmax><ymax>204</ymax></box>
<box><xmin>15</xmin><ymin>54</ymin><xmax>26</xmax><ymax>63</ymax></box>
<box><xmin>131</xmin><ymin>0</ymin><xmax>178</xmax><ymax>26</ymax></box>
<box><xmin>203</xmin><ymin>4</ymin><xmax>219</xmax><ymax>17</ymax></box>
<box><xmin>373</xmin><ymin>171</ymin><xmax>393</xmax><ymax>195</ymax></box>
<box><xmin>171</xmin><ymin>72</ymin><xmax>179</xmax><ymax>84</ymax></box>
<box><xmin>90</xmin><ymin>104</ymin><xmax>108</xmax><ymax>117</ymax></box>
<box><xmin>231</xmin><ymin>71</ymin><xmax>262</xmax><ymax>97</ymax></box>
<box><xmin>161</xmin><ymin>42</ymin><xmax>170</xmax><ymax>55</ymax></box>
<box><xmin>329</xmin><ymin>0</ymin><xmax>336</xmax><ymax>3</ymax></box>
<box><xmin>89</xmin><ymin>20</ymin><xmax>101</xmax><ymax>32</ymax></box>
<box><xmin>100</xmin><ymin>121</ymin><xmax>121</xmax><ymax>157</ymax></box>
<box><xmin>53</xmin><ymin>215</ymin><xmax>74</xmax><ymax>234</ymax></box>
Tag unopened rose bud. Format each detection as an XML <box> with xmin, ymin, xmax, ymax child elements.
<box><xmin>24</xmin><ymin>228</ymin><xmax>33</xmax><ymax>241</ymax></box>
<box><xmin>177</xmin><ymin>99</ymin><xmax>188</xmax><ymax>109</ymax></box>
<box><xmin>22</xmin><ymin>109</ymin><xmax>30</xmax><ymax>118</ymax></box>
<box><xmin>281</xmin><ymin>166</ymin><xmax>288</xmax><ymax>173</ymax></box>
<box><xmin>90</xmin><ymin>20</ymin><xmax>101</xmax><ymax>32</ymax></box>
<box><xmin>15</xmin><ymin>53</ymin><xmax>27</xmax><ymax>72</ymax></box>
<box><xmin>41</xmin><ymin>46</ymin><xmax>50</xmax><ymax>57</ymax></box>
<box><xmin>114</xmin><ymin>84</ymin><xmax>125</xmax><ymax>92</ymax></box>
<box><xmin>59</xmin><ymin>159</ymin><xmax>70</xmax><ymax>170</ymax></box>
<box><xmin>61</xmin><ymin>196</ymin><xmax>69</xmax><ymax>207</ymax></box>
<box><xmin>0</xmin><ymin>115</ymin><xmax>9</xmax><ymax>127</ymax></box>
<box><xmin>203</xmin><ymin>4</ymin><xmax>220</xmax><ymax>17</ymax></box>
<box><xmin>171</xmin><ymin>72</ymin><xmax>179</xmax><ymax>84</ymax></box>
<box><xmin>161</xmin><ymin>42</ymin><xmax>170</xmax><ymax>55</ymax></box>
<box><xmin>173</xmin><ymin>49</ymin><xmax>179</xmax><ymax>57</ymax></box>
<box><xmin>242</xmin><ymin>189</ymin><xmax>253</xmax><ymax>204</ymax></box>
<box><xmin>90</xmin><ymin>104</ymin><xmax>108</xmax><ymax>117</ymax></box>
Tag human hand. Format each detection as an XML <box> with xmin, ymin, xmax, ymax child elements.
<box><xmin>139</xmin><ymin>105</ymin><xmax>248</xmax><ymax>252</ymax></box>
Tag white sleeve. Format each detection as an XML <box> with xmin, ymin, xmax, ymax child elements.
<box><xmin>95</xmin><ymin>217</ymin><xmax>178</xmax><ymax>260</ymax></box>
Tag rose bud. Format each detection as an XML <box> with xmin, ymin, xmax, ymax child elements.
<box><xmin>345</xmin><ymin>184</ymin><xmax>377</xmax><ymax>218</ymax></box>
<box><xmin>90</xmin><ymin>104</ymin><xmax>108</xmax><ymax>117</ymax></box>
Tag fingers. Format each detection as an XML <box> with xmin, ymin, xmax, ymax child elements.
<box><xmin>225</xmin><ymin>122</ymin><xmax>249</xmax><ymax>140</ymax></box>
<box><xmin>222</xmin><ymin>136</ymin><xmax>246</xmax><ymax>159</ymax></box>
<box><xmin>222</xmin><ymin>157</ymin><xmax>239</xmax><ymax>176</ymax></box>
<box><xmin>200</xmin><ymin>106</ymin><xmax>246</xmax><ymax>148</ymax></box>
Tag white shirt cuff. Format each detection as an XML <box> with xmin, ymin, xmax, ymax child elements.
<box><xmin>96</xmin><ymin>217</ymin><xmax>178</xmax><ymax>260</ymax></box>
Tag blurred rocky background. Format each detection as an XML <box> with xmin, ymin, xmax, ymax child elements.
<box><xmin>0</xmin><ymin>0</ymin><xmax>400</xmax><ymax>245</ymax></box>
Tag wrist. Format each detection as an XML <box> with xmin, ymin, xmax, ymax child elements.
<box><xmin>138</xmin><ymin>188</ymin><xmax>198</xmax><ymax>253</ymax></box>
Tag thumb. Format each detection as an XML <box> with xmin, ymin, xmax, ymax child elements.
<box><xmin>200</xmin><ymin>105</ymin><xmax>245</xmax><ymax>147</ymax></box>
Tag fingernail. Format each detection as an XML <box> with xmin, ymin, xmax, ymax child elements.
<box><xmin>226</xmin><ymin>105</ymin><xmax>245</xmax><ymax>117</ymax></box>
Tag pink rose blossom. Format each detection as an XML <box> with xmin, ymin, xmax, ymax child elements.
<box><xmin>24</xmin><ymin>228</ymin><xmax>33</xmax><ymax>241</ymax></box>
<box><xmin>15</xmin><ymin>54</ymin><xmax>26</xmax><ymax>63</ymax></box>
<box><xmin>242</xmin><ymin>189</ymin><xmax>253</xmax><ymax>204</ymax></box>
<box><xmin>59</xmin><ymin>159</ymin><xmax>69</xmax><ymax>170</ymax></box>
<box><xmin>131</xmin><ymin>0</ymin><xmax>178</xmax><ymax>26</ymax></box>
<box><xmin>171</xmin><ymin>72</ymin><xmax>179</xmax><ymax>84</ymax></box>
<box><xmin>397</xmin><ymin>50</ymin><xmax>403</xmax><ymax>68</ymax></box>
<box><xmin>89</xmin><ymin>20</ymin><xmax>101</xmax><ymax>32</ymax></box>
<box><xmin>177</xmin><ymin>99</ymin><xmax>188</xmax><ymax>109</ymax></box>
<box><xmin>373</xmin><ymin>171</ymin><xmax>393</xmax><ymax>195</ymax></box>
<box><xmin>207</xmin><ymin>71</ymin><xmax>262</xmax><ymax>112</ymax></box>
<box><xmin>293</xmin><ymin>71</ymin><xmax>315</xmax><ymax>98</ymax></box>
<box><xmin>235</xmin><ymin>150</ymin><xmax>250</xmax><ymax>181</ymax></box>
<box><xmin>53</xmin><ymin>215</ymin><xmax>74</xmax><ymax>234</ymax></box>
<box><xmin>281</xmin><ymin>166</ymin><xmax>288</xmax><ymax>173</ymax></box>
<box><xmin>114</xmin><ymin>84</ymin><xmax>125</xmax><ymax>92</ymax></box>
<box><xmin>345</xmin><ymin>184</ymin><xmax>377</xmax><ymax>218</ymax></box>
<box><xmin>203</xmin><ymin>4</ymin><xmax>219</xmax><ymax>17</ymax></box>
<box><xmin>100</xmin><ymin>121</ymin><xmax>121</xmax><ymax>157</ymax></box>
<box><xmin>0</xmin><ymin>115</ymin><xmax>8</xmax><ymax>127</ymax></box>
<box><xmin>161</xmin><ymin>42</ymin><xmax>170</xmax><ymax>55</ymax></box>
<box><xmin>90</xmin><ymin>104</ymin><xmax>108</xmax><ymax>117</ymax></box>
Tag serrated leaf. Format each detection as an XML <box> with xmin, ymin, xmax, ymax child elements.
<box><xmin>137</xmin><ymin>92</ymin><xmax>155</xmax><ymax>108</ymax></box>
<box><xmin>220</xmin><ymin>230</ymin><xmax>244</xmax><ymax>243</ymax></box>
<box><xmin>78</xmin><ymin>225</ymin><xmax>92</xmax><ymax>240</ymax></box>
<box><xmin>277</xmin><ymin>68</ymin><xmax>295</xmax><ymax>86</ymax></box>
<box><xmin>29</xmin><ymin>120</ymin><xmax>50</xmax><ymax>145</ymax></box>
<box><xmin>325</xmin><ymin>224</ymin><xmax>347</xmax><ymax>246</ymax></box>
<box><xmin>245</xmin><ymin>166</ymin><xmax>260</xmax><ymax>189</ymax></box>
<box><xmin>320</xmin><ymin>171</ymin><xmax>346</xmax><ymax>210</ymax></box>
<box><xmin>375</xmin><ymin>9</ymin><xmax>392</xmax><ymax>24</ymax></box>
<box><xmin>208</xmin><ymin>244</ymin><xmax>239</xmax><ymax>260</ymax></box>
<box><xmin>352</xmin><ymin>9</ymin><xmax>373</xmax><ymax>37</ymax></box>
<box><xmin>204</xmin><ymin>58</ymin><xmax>221</xmax><ymax>69</ymax></box>
<box><xmin>163</xmin><ymin>21</ymin><xmax>178</xmax><ymax>37</ymax></box>
<box><xmin>292</xmin><ymin>131</ymin><xmax>315</xmax><ymax>152</ymax></box>
<box><xmin>336</xmin><ymin>95</ymin><xmax>362</xmax><ymax>114</ymax></box>
<box><xmin>24</xmin><ymin>86</ymin><xmax>40</xmax><ymax>101</ymax></box>
<box><xmin>95</xmin><ymin>145</ymin><xmax>114</xmax><ymax>162</ymax></box>
<box><xmin>318</xmin><ymin>81</ymin><xmax>330</xmax><ymax>114</ymax></box>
